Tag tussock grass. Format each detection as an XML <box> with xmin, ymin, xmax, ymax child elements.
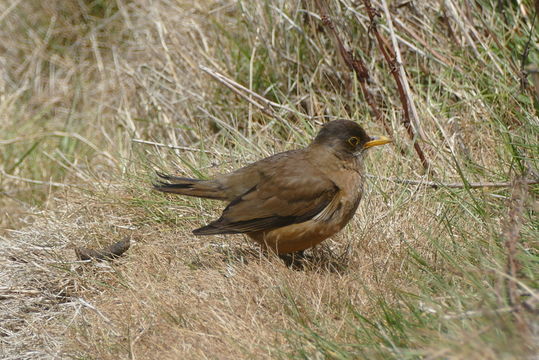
<box><xmin>1</xmin><ymin>0</ymin><xmax>538</xmax><ymax>359</ymax></box>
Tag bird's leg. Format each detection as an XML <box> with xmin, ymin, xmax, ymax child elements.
<box><xmin>278</xmin><ymin>250</ymin><xmax>306</xmax><ymax>268</ymax></box>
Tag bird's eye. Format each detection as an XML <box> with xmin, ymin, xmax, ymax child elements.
<box><xmin>348</xmin><ymin>136</ymin><xmax>360</xmax><ymax>147</ymax></box>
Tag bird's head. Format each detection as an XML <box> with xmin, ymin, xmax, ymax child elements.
<box><xmin>312</xmin><ymin>120</ymin><xmax>391</xmax><ymax>157</ymax></box>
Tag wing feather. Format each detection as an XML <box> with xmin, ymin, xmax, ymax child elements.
<box><xmin>193</xmin><ymin>160</ymin><xmax>339</xmax><ymax>235</ymax></box>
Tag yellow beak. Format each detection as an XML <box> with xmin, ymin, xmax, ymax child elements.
<box><xmin>363</xmin><ymin>136</ymin><xmax>392</xmax><ymax>149</ymax></box>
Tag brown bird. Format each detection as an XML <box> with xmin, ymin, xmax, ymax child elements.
<box><xmin>154</xmin><ymin>120</ymin><xmax>390</xmax><ymax>255</ymax></box>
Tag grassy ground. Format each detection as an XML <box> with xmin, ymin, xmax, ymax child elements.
<box><xmin>1</xmin><ymin>0</ymin><xmax>538</xmax><ymax>359</ymax></box>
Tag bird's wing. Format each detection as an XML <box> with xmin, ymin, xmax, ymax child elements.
<box><xmin>193</xmin><ymin>161</ymin><xmax>340</xmax><ymax>235</ymax></box>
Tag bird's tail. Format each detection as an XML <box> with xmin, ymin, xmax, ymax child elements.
<box><xmin>153</xmin><ymin>172</ymin><xmax>227</xmax><ymax>200</ymax></box>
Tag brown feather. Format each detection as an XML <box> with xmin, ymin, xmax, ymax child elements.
<box><xmin>154</xmin><ymin>120</ymin><xmax>390</xmax><ymax>254</ymax></box>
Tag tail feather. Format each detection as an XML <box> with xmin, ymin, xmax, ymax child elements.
<box><xmin>193</xmin><ymin>223</ymin><xmax>238</xmax><ymax>235</ymax></box>
<box><xmin>153</xmin><ymin>172</ymin><xmax>227</xmax><ymax>200</ymax></box>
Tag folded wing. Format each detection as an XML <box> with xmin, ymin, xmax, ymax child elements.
<box><xmin>193</xmin><ymin>165</ymin><xmax>339</xmax><ymax>235</ymax></box>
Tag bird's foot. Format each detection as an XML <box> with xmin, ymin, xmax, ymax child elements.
<box><xmin>278</xmin><ymin>250</ymin><xmax>307</xmax><ymax>269</ymax></box>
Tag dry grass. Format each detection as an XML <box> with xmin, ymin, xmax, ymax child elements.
<box><xmin>1</xmin><ymin>0</ymin><xmax>538</xmax><ymax>359</ymax></box>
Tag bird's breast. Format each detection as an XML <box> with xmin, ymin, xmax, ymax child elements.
<box><xmin>325</xmin><ymin>166</ymin><xmax>365</xmax><ymax>226</ymax></box>
<box><xmin>317</xmin><ymin>154</ymin><xmax>364</xmax><ymax>220</ymax></box>
<box><xmin>247</xmin><ymin>161</ymin><xmax>365</xmax><ymax>254</ymax></box>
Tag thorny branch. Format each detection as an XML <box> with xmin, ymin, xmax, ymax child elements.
<box><xmin>315</xmin><ymin>0</ymin><xmax>430</xmax><ymax>171</ymax></box>
<box><xmin>314</xmin><ymin>0</ymin><xmax>394</xmax><ymax>139</ymax></box>
<box><xmin>361</xmin><ymin>0</ymin><xmax>429</xmax><ymax>171</ymax></box>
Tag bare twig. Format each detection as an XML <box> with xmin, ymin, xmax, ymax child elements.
<box><xmin>132</xmin><ymin>138</ymin><xmax>218</xmax><ymax>155</ymax></box>
<box><xmin>380</xmin><ymin>0</ymin><xmax>422</xmax><ymax>138</ymax></box>
<box><xmin>0</xmin><ymin>288</ymin><xmax>41</xmax><ymax>296</ymax></box>
<box><xmin>339</xmin><ymin>1</ymin><xmax>452</xmax><ymax>68</ymax></box>
<box><xmin>199</xmin><ymin>65</ymin><xmax>309</xmax><ymax>119</ymax></box>
<box><xmin>0</xmin><ymin>0</ymin><xmax>23</xmax><ymax>24</ymax></box>
<box><xmin>502</xmin><ymin>176</ymin><xmax>530</xmax><ymax>335</ymax></box>
<box><xmin>520</xmin><ymin>11</ymin><xmax>537</xmax><ymax>91</ymax></box>
<box><xmin>443</xmin><ymin>0</ymin><xmax>480</xmax><ymax>57</ymax></box>
<box><xmin>77</xmin><ymin>297</ymin><xmax>120</xmax><ymax>336</ymax></box>
<box><xmin>368</xmin><ymin>174</ymin><xmax>539</xmax><ymax>189</ymax></box>
<box><xmin>197</xmin><ymin>66</ymin><xmax>309</xmax><ymax>142</ymax></box>
<box><xmin>361</xmin><ymin>0</ymin><xmax>430</xmax><ymax>171</ymax></box>
<box><xmin>0</xmin><ymin>169</ymin><xmax>72</xmax><ymax>187</ymax></box>
<box><xmin>390</xmin><ymin>16</ymin><xmax>455</xmax><ymax>70</ymax></box>
<box><xmin>314</xmin><ymin>0</ymin><xmax>394</xmax><ymax>139</ymax></box>
<box><xmin>201</xmin><ymin>65</ymin><xmax>272</xmax><ymax>116</ymax></box>
<box><xmin>445</xmin><ymin>0</ymin><xmax>505</xmax><ymax>76</ymax></box>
